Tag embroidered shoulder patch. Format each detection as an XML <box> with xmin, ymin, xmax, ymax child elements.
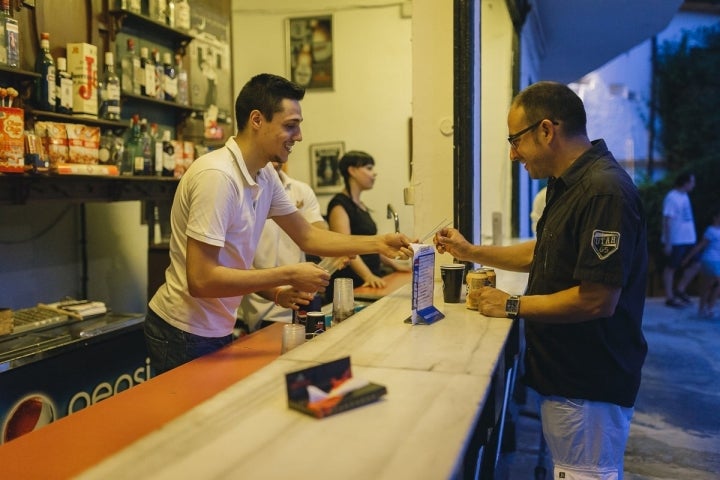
<box><xmin>591</xmin><ymin>230</ymin><xmax>620</xmax><ymax>260</ymax></box>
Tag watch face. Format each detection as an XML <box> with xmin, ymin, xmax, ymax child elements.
<box><xmin>506</xmin><ymin>296</ymin><xmax>520</xmax><ymax>317</ymax></box>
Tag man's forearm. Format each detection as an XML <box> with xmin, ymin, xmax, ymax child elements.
<box><xmin>463</xmin><ymin>241</ymin><xmax>535</xmax><ymax>272</ymax></box>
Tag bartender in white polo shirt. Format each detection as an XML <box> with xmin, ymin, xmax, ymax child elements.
<box><xmin>238</xmin><ymin>162</ymin><xmax>329</xmax><ymax>331</ymax></box>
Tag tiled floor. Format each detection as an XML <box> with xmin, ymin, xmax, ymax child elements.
<box><xmin>498</xmin><ymin>297</ymin><xmax>720</xmax><ymax>479</ymax></box>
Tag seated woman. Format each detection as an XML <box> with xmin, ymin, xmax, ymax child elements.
<box><xmin>325</xmin><ymin>150</ymin><xmax>409</xmax><ymax>302</ymax></box>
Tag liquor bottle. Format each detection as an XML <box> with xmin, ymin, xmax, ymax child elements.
<box><xmin>139</xmin><ymin>118</ymin><xmax>153</xmax><ymax>175</ymax></box>
<box><xmin>98</xmin><ymin>51</ymin><xmax>121</xmax><ymax>120</ymax></box>
<box><xmin>166</xmin><ymin>0</ymin><xmax>175</xmax><ymax>27</ymax></box>
<box><xmin>0</xmin><ymin>0</ymin><xmax>18</xmax><ymax>67</ymax></box>
<box><xmin>153</xmin><ymin>49</ymin><xmax>163</xmax><ymax>100</ymax></box>
<box><xmin>55</xmin><ymin>57</ymin><xmax>73</xmax><ymax>114</ymax></box>
<box><xmin>122</xmin><ymin>115</ymin><xmax>141</xmax><ymax>176</ymax></box>
<box><xmin>151</xmin><ymin>123</ymin><xmax>162</xmax><ymax>175</ymax></box>
<box><xmin>140</xmin><ymin>47</ymin><xmax>156</xmax><ymax>98</ymax></box>
<box><xmin>161</xmin><ymin>130</ymin><xmax>175</xmax><ymax>176</ymax></box>
<box><xmin>175</xmin><ymin>54</ymin><xmax>188</xmax><ymax>105</ymax></box>
<box><xmin>98</xmin><ymin>129</ymin><xmax>118</xmax><ymax>166</ymax></box>
<box><xmin>127</xmin><ymin>0</ymin><xmax>141</xmax><ymax>14</ymax></box>
<box><xmin>174</xmin><ymin>0</ymin><xmax>190</xmax><ymax>30</ymax></box>
<box><xmin>35</xmin><ymin>32</ymin><xmax>56</xmax><ymax>111</ymax></box>
<box><xmin>148</xmin><ymin>0</ymin><xmax>167</xmax><ymax>23</ymax></box>
<box><xmin>120</xmin><ymin>38</ymin><xmax>141</xmax><ymax>95</ymax></box>
<box><xmin>162</xmin><ymin>52</ymin><xmax>177</xmax><ymax>102</ymax></box>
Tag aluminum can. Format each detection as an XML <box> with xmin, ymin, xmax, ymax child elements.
<box><xmin>465</xmin><ymin>269</ymin><xmax>488</xmax><ymax>310</ymax></box>
<box><xmin>484</xmin><ymin>268</ymin><xmax>496</xmax><ymax>288</ymax></box>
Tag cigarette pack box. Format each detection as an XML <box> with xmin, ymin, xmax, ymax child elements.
<box><xmin>66</xmin><ymin>43</ymin><xmax>98</xmax><ymax>118</ymax></box>
<box><xmin>0</xmin><ymin>107</ymin><xmax>24</xmax><ymax>168</ymax></box>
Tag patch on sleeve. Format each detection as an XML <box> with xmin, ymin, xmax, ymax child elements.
<box><xmin>591</xmin><ymin>230</ymin><xmax>620</xmax><ymax>260</ymax></box>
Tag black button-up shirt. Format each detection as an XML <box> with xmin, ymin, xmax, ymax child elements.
<box><xmin>524</xmin><ymin>140</ymin><xmax>648</xmax><ymax>407</ymax></box>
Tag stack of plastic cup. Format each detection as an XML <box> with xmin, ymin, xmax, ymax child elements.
<box><xmin>281</xmin><ymin>323</ymin><xmax>306</xmax><ymax>353</ymax></box>
<box><xmin>332</xmin><ymin>277</ymin><xmax>355</xmax><ymax>325</ymax></box>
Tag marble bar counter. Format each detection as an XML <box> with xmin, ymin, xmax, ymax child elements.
<box><xmin>0</xmin><ymin>270</ymin><xmax>527</xmax><ymax>479</ymax></box>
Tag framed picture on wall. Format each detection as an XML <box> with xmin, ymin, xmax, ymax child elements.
<box><xmin>309</xmin><ymin>142</ymin><xmax>345</xmax><ymax>194</ymax></box>
<box><xmin>285</xmin><ymin>15</ymin><xmax>334</xmax><ymax>90</ymax></box>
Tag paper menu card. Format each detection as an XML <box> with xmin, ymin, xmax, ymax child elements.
<box><xmin>410</xmin><ymin>243</ymin><xmax>445</xmax><ymax>325</ymax></box>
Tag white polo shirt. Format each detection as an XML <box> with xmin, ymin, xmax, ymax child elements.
<box><xmin>149</xmin><ymin>137</ymin><xmax>297</xmax><ymax>337</ymax></box>
<box><xmin>239</xmin><ymin>170</ymin><xmax>324</xmax><ymax>330</ymax></box>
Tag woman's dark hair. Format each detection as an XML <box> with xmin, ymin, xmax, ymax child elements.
<box><xmin>235</xmin><ymin>73</ymin><xmax>305</xmax><ymax>131</ymax></box>
<box><xmin>338</xmin><ymin>150</ymin><xmax>374</xmax><ymax>188</ymax></box>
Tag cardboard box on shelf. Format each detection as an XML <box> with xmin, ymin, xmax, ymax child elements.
<box><xmin>0</xmin><ymin>107</ymin><xmax>24</xmax><ymax>169</ymax></box>
<box><xmin>66</xmin><ymin>43</ymin><xmax>98</xmax><ymax>118</ymax></box>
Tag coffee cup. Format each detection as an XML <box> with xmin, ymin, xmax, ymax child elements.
<box><xmin>440</xmin><ymin>264</ymin><xmax>465</xmax><ymax>303</ymax></box>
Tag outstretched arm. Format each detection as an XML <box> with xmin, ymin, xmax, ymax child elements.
<box><xmin>434</xmin><ymin>227</ymin><xmax>535</xmax><ymax>272</ymax></box>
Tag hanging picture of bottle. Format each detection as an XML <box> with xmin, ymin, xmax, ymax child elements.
<box><xmin>286</xmin><ymin>15</ymin><xmax>334</xmax><ymax>90</ymax></box>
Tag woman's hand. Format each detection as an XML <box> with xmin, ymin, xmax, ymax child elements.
<box><xmin>361</xmin><ymin>274</ymin><xmax>387</xmax><ymax>289</ymax></box>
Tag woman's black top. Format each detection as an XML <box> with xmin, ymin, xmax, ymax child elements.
<box><xmin>325</xmin><ymin>193</ymin><xmax>382</xmax><ymax>302</ymax></box>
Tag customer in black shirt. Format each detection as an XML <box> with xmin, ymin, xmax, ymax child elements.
<box><xmin>434</xmin><ymin>81</ymin><xmax>647</xmax><ymax>479</ymax></box>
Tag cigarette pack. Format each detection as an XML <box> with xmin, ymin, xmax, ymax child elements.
<box><xmin>285</xmin><ymin>357</ymin><xmax>387</xmax><ymax>419</ymax></box>
<box><xmin>66</xmin><ymin>43</ymin><xmax>98</xmax><ymax>118</ymax></box>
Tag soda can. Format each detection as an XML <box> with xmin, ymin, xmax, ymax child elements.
<box><xmin>484</xmin><ymin>268</ymin><xmax>496</xmax><ymax>288</ymax></box>
<box><xmin>465</xmin><ymin>269</ymin><xmax>488</xmax><ymax>310</ymax></box>
<box><xmin>306</xmin><ymin>311</ymin><xmax>325</xmax><ymax>334</ymax></box>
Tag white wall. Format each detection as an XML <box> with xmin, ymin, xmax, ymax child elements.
<box><xmin>410</xmin><ymin>0</ymin><xmax>454</xmax><ymax>264</ymax></box>
<box><xmin>232</xmin><ymin>0</ymin><xmax>414</xmax><ymax>236</ymax></box>
<box><xmin>480</xmin><ymin>1</ymin><xmax>514</xmax><ymax>243</ymax></box>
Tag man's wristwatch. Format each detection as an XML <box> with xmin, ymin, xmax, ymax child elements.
<box><xmin>505</xmin><ymin>295</ymin><xmax>521</xmax><ymax>319</ymax></box>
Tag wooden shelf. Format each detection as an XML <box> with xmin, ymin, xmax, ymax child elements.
<box><xmin>108</xmin><ymin>9</ymin><xmax>194</xmax><ymax>51</ymax></box>
<box><xmin>0</xmin><ymin>174</ymin><xmax>179</xmax><ymax>205</ymax></box>
<box><xmin>28</xmin><ymin>109</ymin><xmax>129</xmax><ymax>130</ymax></box>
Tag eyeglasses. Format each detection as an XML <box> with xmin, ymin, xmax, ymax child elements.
<box><xmin>507</xmin><ymin>119</ymin><xmax>558</xmax><ymax>149</ymax></box>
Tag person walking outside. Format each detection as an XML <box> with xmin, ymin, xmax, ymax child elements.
<box><xmin>681</xmin><ymin>208</ymin><xmax>720</xmax><ymax>318</ymax></box>
<box><xmin>662</xmin><ymin>172</ymin><xmax>700</xmax><ymax>308</ymax></box>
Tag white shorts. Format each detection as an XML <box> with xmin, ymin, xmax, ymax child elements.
<box><xmin>538</xmin><ymin>394</ymin><xmax>634</xmax><ymax>480</ymax></box>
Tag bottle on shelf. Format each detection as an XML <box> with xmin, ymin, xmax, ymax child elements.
<box><xmin>120</xmin><ymin>38</ymin><xmax>141</xmax><ymax>95</ymax></box>
<box><xmin>98</xmin><ymin>51</ymin><xmax>121</xmax><ymax>120</ymax></box>
<box><xmin>140</xmin><ymin>47</ymin><xmax>156</xmax><ymax>98</ymax></box>
<box><xmin>0</xmin><ymin>0</ymin><xmax>19</xmax><ymax>68</ymax></box>
<box><xmin>151</xmin><ymin>122</ymin><xmax>162</xmax><ymax>175</ymax></box>
<box><xmin>55</xmin><ymin>57</ymin><xmax>73</xmax><ymax>115</ymax></box>
<box><xmin>34</xmin><ymin>32</ymin><xmax>56</xmax><ymax>112</ymax></box>
<box><xmin>125</xmin><ymin>0</ymin><xmax>142</xmax><ymax>14</ymax></box>
<box><xmin>166</xmin><ymin>0</ymin><xmax>176</xmax><ymax>27</ymax></box>
<box><xmin>122</xmin><ymin>115</ymin><xmax>141</xmax><ymax>176</ymax></box>
<box><xmin>161</xmin><ymin>130</ymin><xmax>175</xmax><ymax>177</ymax></box>
<box><xmin>98</xmin><ymin>129</ymin><xmax>119</xmax><ymax>166</ymax></box>
<box><xmin>176</xmin><ymin>54</ymin><xmax>188</xmax><ymax>106</ymax></box>
<box><xmin>139</xmin><ymin>118</ymin><xmax>153</xmax><ymax>175</ymax></box>
<box><xmin>174</xmin><ymin>0</ymin><xmax>191</xmax><ymax>30</ymax></box>
<box><xmin>153</xmin><ymin>49</ymin><xmax>163</xmax><ymax>100</ymax></box>
<box><xmin>162</xmin><ymin>52</ymin><xmax>177</xmax><ymax>102</ymax></box>
<box><xmin>149</xmin><ymin>0</ymin><xmax>167</xmax><ymax>23</ymax></box>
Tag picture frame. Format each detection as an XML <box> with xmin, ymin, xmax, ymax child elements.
<box><xmin>309</xmin><ymin>142</ymin><xmax>345</xmax><ymax>194</ymax></box>
<box><xmin>285</xmin><ymin>15</ymin><xmax>334</xmax><ymax>90</ymax></box>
